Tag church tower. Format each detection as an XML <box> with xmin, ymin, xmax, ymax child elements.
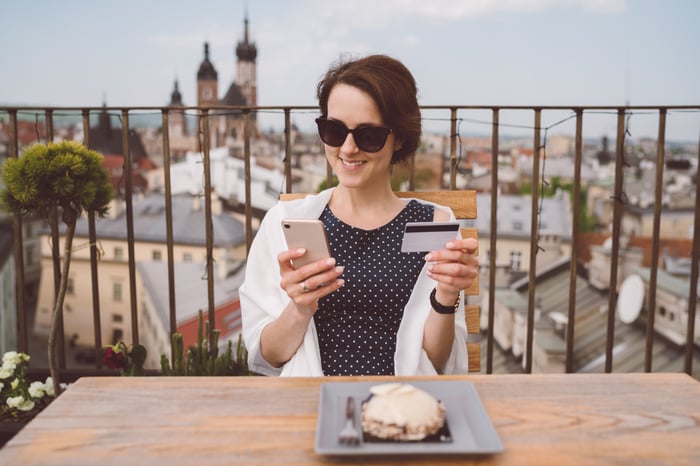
<box><xmin>168</xmin><ymin>79</ymin><xmax>187</xmax><ymax>137</ymax></box>
<box><xmin>235</xmin><ymin>15</ymin><xmax>257</xmax><ymax>110</ymax></box>
<box><xmin>196</xmin><ymin>42</ymin><xmax>218</xmax><ymax>150</ymax></box>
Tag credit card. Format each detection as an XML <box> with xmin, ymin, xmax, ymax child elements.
<box><xmin>400</xmin><ymin>221</ymin><xmax>460</xmax><ymax>253</ymax></box>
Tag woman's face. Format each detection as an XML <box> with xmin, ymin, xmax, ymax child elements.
<box><xmin>324</xmin><ymin>83</ymin><xmax>399</xmax><ymax>191</ymax></box>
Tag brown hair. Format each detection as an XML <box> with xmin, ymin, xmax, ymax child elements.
<box><xmin>316</xmin><ymin>54</ymin><xmax>421</xmax><ymax>164</ymax></box>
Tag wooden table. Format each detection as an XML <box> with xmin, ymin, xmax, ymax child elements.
<box><xmin>0</xmin><ymin>373</ymin><xmax>698</xmax><ymax>465</ymax></box>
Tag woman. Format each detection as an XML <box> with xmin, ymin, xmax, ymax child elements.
<box><xmin>240</xmin><ymin>54</ymin><xmax>478</xmax><ymax>376</ymax></box>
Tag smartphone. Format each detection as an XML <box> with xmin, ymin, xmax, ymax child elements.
<box><xmin>281</xmin><ymin>218</ymin><xmax>332</xmax><ymax>268</ymax></box>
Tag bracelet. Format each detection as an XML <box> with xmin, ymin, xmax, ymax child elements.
<box><xmin>430</xmin><ymin>288</ymin><xmax>460</xmax><ymax>314</ymax></box>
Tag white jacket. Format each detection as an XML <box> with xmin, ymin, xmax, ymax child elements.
<box><xmin>239</xmin><ymin>188</ymin><xmax>468</xmax><ymax>376</ymax></box>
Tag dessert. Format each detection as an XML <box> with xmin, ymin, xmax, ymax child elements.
<box><xmin>360</xmin><ymin>383</ymin><xmax>446</xmax><ymax>441</ymax></box>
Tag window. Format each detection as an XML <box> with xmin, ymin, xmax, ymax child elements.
<box><xmin>510</xmin><ymin>251</ymin><xmax>522</xmax><ymax>271</ymax></box>
<box><xmin>113</xmin><ymin>282</ymin><xmax>123</xmax><ymax>302</ymax></box>
<box><xmin>67</xmin><ymin>277</ymin><xmax>75</xmax><ymax>295</ymax></box>
<box><xmin>114</xmin><ymin>247</ymin><xmax>124</xmax><ymax>261</ymax></box>
<box><xmin>183</xmin><ymin>252</ymin><xmax>193</xmax><ymax>262</ymax></box>
<box><xmin>152</xmin><ymin>250</ymin><xmax>162</xmax><ymax>261</ymax></box>
<box><xmin>112</xmin><ymin>314</ymin><xmax>123</xmax><ymax>323</ymax></box>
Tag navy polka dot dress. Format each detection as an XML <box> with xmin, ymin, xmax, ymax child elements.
<box><xmin>314</xmin><ymin>200</ymin><xmax>434</xmax><ymax>375</ymax></box>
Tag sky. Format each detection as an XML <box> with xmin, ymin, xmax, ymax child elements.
<box><xmin>1</xmin><ymin>0</ymin><xmax>699</xmax><ymax>142</ymax></box>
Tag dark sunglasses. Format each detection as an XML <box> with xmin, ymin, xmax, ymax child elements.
<box><xmin>315</xmin><ymin>117</ymin><xmax>392</xmax><ymax>153</ymax></box>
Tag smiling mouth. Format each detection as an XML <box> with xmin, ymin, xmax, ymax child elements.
<box><xmin>340</xmin><ymin>157</ymin><xmax>366</xmax><ymax>168</ymax></box>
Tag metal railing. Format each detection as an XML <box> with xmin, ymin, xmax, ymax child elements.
<box><xmin>2</xmin><ymin>104</ymin><xmax>699</xmax><ymax>376</ymax></box>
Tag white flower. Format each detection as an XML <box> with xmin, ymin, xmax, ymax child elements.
<box><xmin>6</xmin><ymin>396</ymin><xmax>35</xmax><ymax>412</ymax></box>
<box><xmin>28</xmin><ymin>381</ymin><xmax>47</xmax><ymax>399</ymax></box>
<box><xmin>44</xmin><ymin>377</ymin><xmax>55</xmax><ymax>397</ymax></box>
<box><xmin>0</xmin><ymin>362</ymin><xmax>16</xmax><ymax>380</ymax></box>
<box><xmin>2</xmin><ymin>352</ymin><xmax>28</xmax><ymax>366</ymax></box>
<box><xmin>10</xmin><ymin>378</ymin><xmax>19</xmax><ymax>390</ymax></box>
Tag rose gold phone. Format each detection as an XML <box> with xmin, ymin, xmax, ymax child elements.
<box><xmin>281</xmin><ymin>219</ymin><xmax>332</xmax><ymax>268</ymax></box>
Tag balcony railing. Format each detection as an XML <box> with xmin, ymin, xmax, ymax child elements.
<box><xmin>1</xmin><ymin>104</ymin><xmax>699</xmax><ymax>377</ymax></box>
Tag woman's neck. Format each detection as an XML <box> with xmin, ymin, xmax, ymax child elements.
<box><xmin>329</xmin><ymin>184</ymin><xmax>406</xmax><ymax>230</ymax></box>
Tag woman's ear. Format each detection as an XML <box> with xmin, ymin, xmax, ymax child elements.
<box><xmin>393</xmin><ymin>137</ymin><xmax>403</xmax><ymax>152</ymax></box>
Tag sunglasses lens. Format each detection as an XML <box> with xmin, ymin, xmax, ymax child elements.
<box><xmin>317</xmin><ymin>119</ymin><xmax>347</xmax><ymax>147</ymax></box>
<box><xmin>355</xmin><ymin>127</ymin><xmax>388</xmax><ymax>152</ymax></box>
<box><xmin>316</xmin><ymin>118</ymin><xmax>391</xmax><ymax>153</ymax></box>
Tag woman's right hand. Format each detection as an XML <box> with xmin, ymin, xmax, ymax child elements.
<box><xmin>278</xmin><ymin>248</ymin><xmax>345</xmax><ymax>314</ymax></box>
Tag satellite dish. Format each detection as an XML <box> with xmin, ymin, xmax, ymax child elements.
<box><xmin>617</xmin><ymin>275</ymin><xmax>645</xmax><ymax>324</ymax></box>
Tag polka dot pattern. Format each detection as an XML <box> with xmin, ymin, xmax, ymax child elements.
<box><xmin>314</xmin><ymin>200</ymin><xmax>434</xmax><ymax>375</ymax></box>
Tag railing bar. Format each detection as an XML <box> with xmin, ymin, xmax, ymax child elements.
<box><xmin>524</xmin><ymin>109</ymin><xmax>542</xmax><ymax>373</ymax></box>
<box><xmin>449</xmin><ymin>108</ymin><xmax>458</xmax><ymax>189</ymax></box>
<box><xmin>605</xmin><ymin>109</ymin><xmax>627</xmax><ymax>373</ymax></box>
<box><xmin>82</xmin><ymin>110</ymin><xmax>103</xmax><ymax>368</ymax></box>
<box><xmin>160</xmin><ymin>109</ymin><xmax>178</xmax><ymax>362</ymax></box>
<box><xmin>566</xmin><ymin>109</ymin><xmax>584</xmax><ymax>373</ymax></box>
<box><xmin>9</xmin><ymin>110</ymin><xmax>29</xmax><ymax>354</ymax></box>
<box><xmin>486</xmin><ymin>108</ymin><xmax>499</xmax><ymax>374</ymax></box>
<box><xmin>43</xmin><ymin>109</ymin><xmax>66</xmax><ymax>368</ymax></box>
<box><xmin>243</xmin><ymin>111</ymin><xmax>253</xmax><ymax>254</ymax></box>
<box><xmin>122</xmin><ymin>109</ymin><xmax>139</xmax><ymax>345</ymax></box>
<box><xmin>685</xmin><ymin>132</ymin><xmax>700</xmax><ymax>375</ymax></box>
<box><xmin>645</xmin><ymin>109</ymin><xmax>667</xmax><ymax>372</ymax></box>
<box><xmin>201</xmin><ymin>110</ymin><xmax>216</xmax><ymax>344</ymax></box>
<box><xmin>284</xmin><ymin>108</ymin><xmax>292</xmax><ymax>194</ymax></box>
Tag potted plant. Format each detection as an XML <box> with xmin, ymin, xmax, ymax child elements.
<box><xmin>0</xmin><ymin>351</ymin><xmax>63</xmax><ymax>446</ymax></box>
<box><xmin>0</xmin><ymin>141</ymin><xmax>113</xmax><ymax>396</ymax></box>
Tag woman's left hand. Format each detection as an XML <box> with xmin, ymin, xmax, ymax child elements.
<box><xmin>424</xmin><ymin>237</ymin><xmax>479</xmax><ymax>295</ymax></box>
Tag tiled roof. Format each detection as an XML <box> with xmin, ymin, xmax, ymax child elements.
<box><xmin>58</xmin><ymin>193</ymin><xmax>246</xmax><ymax>247</ymax></box>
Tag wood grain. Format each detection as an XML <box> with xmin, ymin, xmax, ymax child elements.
<box><xmin>0</xmin><ymin>374</ymin><xmax>697</xmax><ymax>466</ymax></box>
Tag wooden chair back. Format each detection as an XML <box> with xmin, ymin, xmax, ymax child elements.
<box><xmin>279</xmin><ymin>190</ymin><xmax>481</xmax><ymax>372</ymax></box>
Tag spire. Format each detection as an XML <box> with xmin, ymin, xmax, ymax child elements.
<box><xmin>236</xmin><ymin>15</ymin><xmax>257</xmax><ymax>62</ymax></box>
<box><xmin>169</xmin><ymin>79</ymin><xmax>183</xmax><ymax>106</ymax></box>
<box><xmin>197</xmin><ymin>42</ymin><xmax>218</xmax><ymax>80</ymax></box>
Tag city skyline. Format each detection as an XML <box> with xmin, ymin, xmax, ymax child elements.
<box><xmin>1</xmin><ymin>0</ymin><xmax>699</xmax><ymax>142</ymax></box>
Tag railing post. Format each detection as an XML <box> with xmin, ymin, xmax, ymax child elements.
<box><xmin>201</xmin><ymin>110</ymin><xmax>217</xmax><ymax>347</ymax></box>
<box><xmin>9</xmin><ymin>110</ymin><xmax>29</xmax><ymax>355</ymax></box>
<box><xmin>605</xmin><ymin>109</ymin><xmax>627</xmax><ymax>373</ymax></box>
<box><xmin>645</xmin><ymin>108</ymin><xmax>667</xmax><ymax>372</ymax></box>
<box><xmin>161</xmin><ymin>109</ymin><xmax>178</xmax><ymax>365</ymax></box>
<box><xmin>449</xmin><ymin>108</ymin><xmax>458</xmax><ymax>189</ymax></box>
<box><xmin>565</xmin><ymin>109</ymin><xmax>584</xmax><ymax>373</ymax></box>
<box><xmin>81</xmin><ymin>110</ymin><xmax>103</xmax><ymax>368</ymax></box>
<box><xmin>686</xmin><ymin>132</ymin><xmax>700</xmax><ymax>375</ymax></box>
<box><xmin>122</xmin><ymin>109</ymin><xmax>139</xmax><ymax>345</ymax></box>
<box><xmin>524</xmin><ymin>109</ymin><xmax>542</xmax><ymax>373</ymax></box>
<box><xmin>284</xmin><ymin>108</ymin><xmax>292</xmax><ymax>194</ymax></box>
<box><xmin>243</xmin><ymin>110</ymin><xmax>253</xmax><ymax>254</ymax></box>
<box><xmin>486</xmin><ymin>108</ymin><xmax>500</xmax><ymax>374</ymax></box>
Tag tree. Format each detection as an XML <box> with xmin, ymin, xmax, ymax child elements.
<box><xmin>1</xmin><ymin>141</ymin><xmax>113</xmax><ymax>395</ymax></box>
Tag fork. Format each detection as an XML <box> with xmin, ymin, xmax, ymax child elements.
<box><xmin>338</xmin><ymin>396</ymin><xmax>361</xmax><ymax>446</ymax></box>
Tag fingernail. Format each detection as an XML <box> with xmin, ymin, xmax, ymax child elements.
<box><xmin>326</xmin><ymin>258</ymin><xmax>336</xmax><ymax>266</ymax></box>
<box><xmin>337</xmin><ymin>279</ymin><xmax>345</xmax><ymax>287</ymax></box>
<box><xmin>296</xmin><ymin>248</ymin><xmax>305</xmax><ymax>254</ymax></box>
<box><xmin>446</xmin><ymin>242</ymin><xmax>454</xmax><ymax>248</ymax></box>
<box><xmin>425</xmin><ymin>253</ymin><xmax>432</xmax><ymax>261</ymax></box>
<box><xmin>335</xmin><ymin>266</ymin><xmax>344</xmax><ymax>274</ymax></box>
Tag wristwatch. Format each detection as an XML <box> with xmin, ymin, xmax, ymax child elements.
<box><xmin>430</xmin><ymin>288</ymin><xmax>460</xmax><ymax>314</ymax></box>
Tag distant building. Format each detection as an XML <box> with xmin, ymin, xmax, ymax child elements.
<box><xmin>33</xmin><ymin>193</ymin><xmax>247</xmax><ymax>353</ymax></box>
<box><xmin>466</xmin><ymin>192</ymin><xmax>572</xmax><ymax>284</ymax></box>
<box><xmin>137</xmin><ymin>259</ymin><xmax>245</xmax><ymax>370</ymax></box>
<box><xmin>194</xmin><ymin>15</ymin><xmax>258</xmax><ymax>152</ymax></box>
